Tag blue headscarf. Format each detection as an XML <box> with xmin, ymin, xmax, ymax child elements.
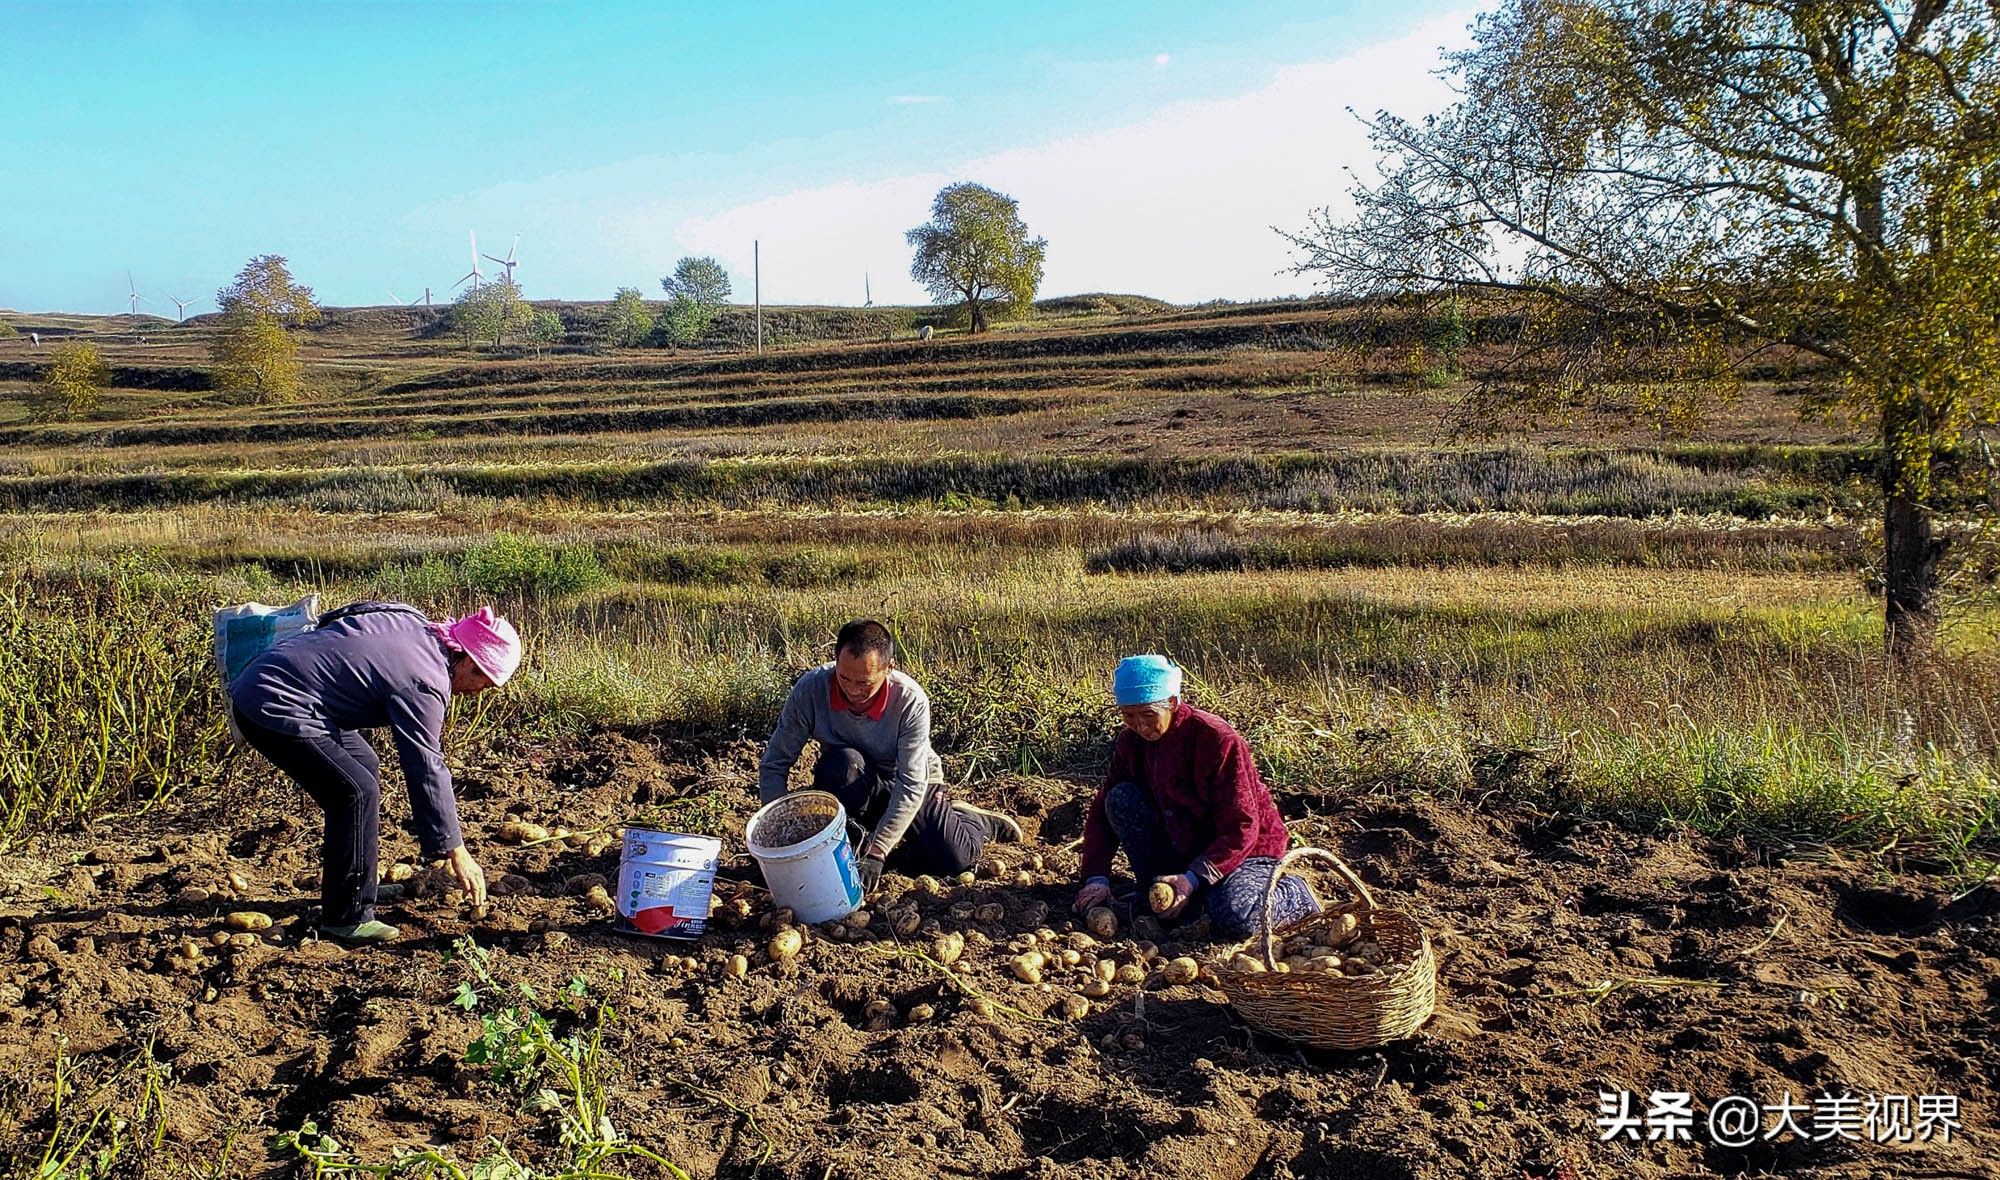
<box><xmin>1113</xmin><ymin>654</ymin><xmax>1183</xmax><ymax>706</ymax></box>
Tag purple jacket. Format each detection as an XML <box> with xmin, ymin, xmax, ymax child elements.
<box><xmin>1080</xmin><ymin>703</ymin><xmax>1290</xmax><ymax>885</ymax></box>
<box><xmin>229</xmin><ymin>602</ymin><xmax>463</xmax><ymax>856</ymax></box>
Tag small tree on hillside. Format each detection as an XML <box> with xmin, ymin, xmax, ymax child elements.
<box><xmin>212</xmin><ymin>316</ymin><xmax>304</xmax><ymax>402</ymax></box>
<box><xmin>212</xmin><ymin>254</ymin><xmax>320</xmax><ymax>402</ymax></box>
<box><xmin>661</xmin><ymin>256</ymin><xmax>731</xmax><ymax>306</ymax></box>
<box><xmin>656</xmin><ymin>296</ymin><xmax>710</xmax><ymax>347</ymax></box>
<box><xmin>218</xmin><ymin>255</ymin><xmax>319</xmax><ymax>323</ymax></box>
<box><xmin>452</xmin><ymin>277</ymin><xmax>533</xmax><ymax>350</ymax></box>
<box><xmin>30</xmin><ymin>341</ymin><xmax>109</xmax><ymax>421</ymax></box>
<box><xmin>603</xmin><ymin>287</ymin><xmax>653</xmax><ymax>348</ymax></box>
<box><xmin>0</xmin><ymin>320</ymin><xmax>18</xmax><ymax>340</ymax></box>
<box><xmin>658</xmin><ymin>257</ymin><xmax>731</xmax><ymax>346</ymax></box>
<box><xmin>528</xmin><ymin>308</ymin><xmax>565</xmax><ymax>358</ymax></box>
<box><xmin>907</xmin><ymin>182</ymin><xmax>1046</xmax><ymax>333</ymax></box>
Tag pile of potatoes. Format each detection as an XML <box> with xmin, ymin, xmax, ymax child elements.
<box><xmin>1225</xmin><ymin>912</ymin><xmax>1397</xmax><ymax>978</ymax></box>
<box><xmin>998</xmin><ymin>929</ymin><xmax>1201</xmax><ymax>1015</ymax></box>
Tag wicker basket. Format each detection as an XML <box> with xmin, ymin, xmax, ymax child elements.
<box><xmin>1212</xmin><ymin>846</ymin><xmax>1437</xmax><ymax>1050</ymax></box>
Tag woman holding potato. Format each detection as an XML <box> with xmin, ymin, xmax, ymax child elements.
<box><xmin>1073</xmin><ymin>655</ymin><xmax>1318</xmax><ymax>940</ymax></box>
<box><xmin>229</xmin><ymin>601</ymin><xmax>521</xmax><ymax>944</ymax></box>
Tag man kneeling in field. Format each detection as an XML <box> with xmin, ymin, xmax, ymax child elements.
<box><xmin>758</xmin><ymin>620</ymin><xmax>1017</xmax><ymax>897</ymax></box>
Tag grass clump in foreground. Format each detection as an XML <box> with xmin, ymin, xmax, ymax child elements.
<box><xmin>1</xmin><ymin>1037</ymin><xmax>238</xmax><ymax>1180</ymax></box>
<box><xmin>0</xmin><ymin>552</ymin><xmax>235</xmax><ymax>852</ymax></box>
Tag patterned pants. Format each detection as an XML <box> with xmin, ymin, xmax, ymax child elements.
<box><xmin>1102</xmin><ymin>781</ymin><xmax>1320</xmax><ymax>941</ymax></box>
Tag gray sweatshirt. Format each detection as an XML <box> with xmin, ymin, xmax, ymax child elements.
<box><xmin>758</xmin><ymin>664</ymin><xmax>943</xmax><ymax>858</ymax></box>
<box><xmin>229</xmin><ymin>602</ymin><xmax>464</xmax><ymax>856</ymax></box>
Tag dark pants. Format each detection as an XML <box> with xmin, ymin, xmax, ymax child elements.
<box><xmin>1103</xmin><ymin>781</ymin><xmax>1319</xmax><ymax>941</ymax></box>
<box><xmin>813</xmin><ymin>746</ymin><xmax>988</xmax><ymax>876</ymax></box>
<box><xmin>233</xmin><ymin>707</ymin><xmax>381</xmax><ymax>927</ymax></box>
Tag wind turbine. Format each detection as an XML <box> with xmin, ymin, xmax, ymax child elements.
<box><xmin>126</xmin><ymin>272</ymin><xmax>149</xmax><ymax>317</ymax></box>
<box><xmin>169</xmin><ymin>296</ymin><xmax>194</xmax><ymax>322</ymax></box>
<box><xmin>482</xmin><ymin>233</ymin><xmax>520</xmax><ymax>284</ymax></box>
<box><xmin>454</xmin><ymin>230</ymin><xmax>484</xmax><ymax>291</ymax></box>
<box><xmin>389</xmin><ymin>289</ymin><xmax>434</xmax><ymax>307</ymax></box>
<box><xmin>865</xmin><ymin>272</ymin><xmax>873</xmax><ymax>307</ymax></box>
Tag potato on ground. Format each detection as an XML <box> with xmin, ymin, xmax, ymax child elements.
<box><xmin>768</xmin><ymin>927</ymin><xmax>804</xmax><ymax>962</ymax></box>
<box><xmin>496</xmin><ymin>820</ymin><xmax>550</xmax><ymax>845</ymax></box>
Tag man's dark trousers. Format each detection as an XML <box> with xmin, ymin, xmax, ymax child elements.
<box><xmin>812</xmin><ymin>746</ymin><xmax>986</xmax><ymax>876</ymax></box>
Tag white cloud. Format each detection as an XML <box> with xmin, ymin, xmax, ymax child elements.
<box><xmin>677</xmin><ymin>15</ymin><xmax>1473</xmax><ymax>305</ymax></box>
<box><xmin>1153</xmin><ymin>52</ymin><xmax>1172</xmax><ymax>68</ymax></box>
<box><xmin>887</xmin><ymin>94</ymin><xmax>945</xmax><ymax>106</ymax></box>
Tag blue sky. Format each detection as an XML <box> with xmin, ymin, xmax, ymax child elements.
<box><xmin>2</xmin><ymin>1</ymin><xmax>1475</xmax><ymax>315</ymax></box>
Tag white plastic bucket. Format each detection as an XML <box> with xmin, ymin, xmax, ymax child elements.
<box><xmin>616</xmin><ymin>829</ymin><xmax>723</xmax><ymax>939</ymax></box>
<box><xmin>745</xmin><ymin>790</ymin><xmax>863</xmax><ymax>924</ymax></box>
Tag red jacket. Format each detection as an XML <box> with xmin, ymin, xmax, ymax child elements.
<box><xmin>1079</xmin><ymin>703</ymin><xmax>1290</xmax><ymax>884</ymax></box>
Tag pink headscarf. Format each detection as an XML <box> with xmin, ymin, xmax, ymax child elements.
<box><xmin>430</xmin><ymin>606</ymin><xmax>523</xmax><ymax>686</ymax></box>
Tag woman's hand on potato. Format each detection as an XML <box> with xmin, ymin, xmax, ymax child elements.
<box><xmin>448</xmin><ymin>846</ymin><xmax>488</xmax><ymax>905</ymax></box>
<box><xmin>1073</xmin><ymin>879</ymin><xmax>1113</xmax><ymax>912</ymax></box>
<box><xmin>1153</xmin><ymin>873</ymin><xmax>1196</xmax><ymax>919</ymax></box>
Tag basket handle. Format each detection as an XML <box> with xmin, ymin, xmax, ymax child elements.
<box><xmin>1257</xmin><ymin>845</ymin><xmax>1376</xmax><ymax>971</ymax></box>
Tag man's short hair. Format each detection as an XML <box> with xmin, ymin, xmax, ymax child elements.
<box><xmin>835</xmin><ymin>619</ymin><xmax>894</xmax><ymax>663</ymax></box>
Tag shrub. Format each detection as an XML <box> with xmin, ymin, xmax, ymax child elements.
<box><xmin>656</xmin><ymin>294</ymin><xmax>715</xmax><ymax>348</ymax></box>
<box><xmin>30</xmin><ymin>341</ymin><xmax>110</xmax><ymax>422</ymax></box>
<box><xmin>760</xmin><ymin>549</ymin><xmax>880</xmax><ymax>588</ymax></box>
<box><xmin>459</xmin><ymin>534</ymin><xmax>607</xmax><ymax>599</ymax></box>
<box><xmin>600</xmin><ymin>543</ymin><xmax>754</xmax><ymax>586</ymax></box>
<box><xmin>374</xmin><ymin>554</ymin><xmax>458</xmax><ymax>604</ymax></box>
<box><xmin>602</xmin><ymin>288</ymin><xmax>653</xmax><ymax>348</ymax></box>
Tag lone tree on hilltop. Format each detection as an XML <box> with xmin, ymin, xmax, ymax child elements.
<box><xmin>658</xmin><ymin>257</ymin><xmax>732</xmax><ymax>347</ymax></box>
<box><xmin>1287</xmin><ymin>0</ymin><xmax>2000</xmax><ymax>659</ymax></box>
<box><xmin>603</xmin><ymin>287</ymin><xmax>653</xmax><ymax>348</ymax></box>
<box><xmin>212</xmin><ymin>254</ymin><xmax>321</xmax><ymax>403</ymax></box>
<box><xmin>30</xmin><ymin>340</ymin><xmax>109</xmax><ymax>422</ymax></box>
<box><xmin>908</xmin><ymin>182</ymin><xmax>1046</xmax><ymax>333</ymax></box>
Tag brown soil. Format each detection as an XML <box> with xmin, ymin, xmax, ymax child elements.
<box><xmin>1</xmin><ymin>731</ymin><xmax>1994</xmax><ymax>1179</ymax></box>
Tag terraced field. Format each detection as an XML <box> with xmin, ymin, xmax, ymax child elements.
<box><xmin>3</xmin><ymin>297</ymin><xmax>1996</xmax><ymax>1178</ymax></box>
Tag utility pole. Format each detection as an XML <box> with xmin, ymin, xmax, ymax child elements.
<box><xmin>754</xmin><ymin>239</ymin><xmax>763</xmax><ymax>356</ymax></box>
